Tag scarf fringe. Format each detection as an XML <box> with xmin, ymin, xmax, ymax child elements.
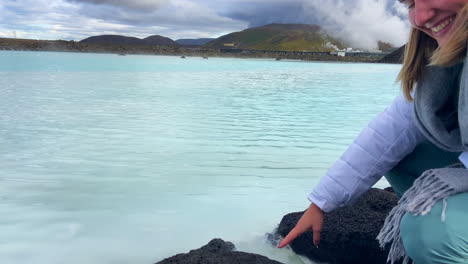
<box><xmin>377</xmin><ymin>169</ymin><xmax>455</xmax><ymax>264</ymax></box>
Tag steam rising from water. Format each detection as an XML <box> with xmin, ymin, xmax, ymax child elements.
<box><xmin>303</xmin><ymin>0</ymin><xmax>410</xmax><ymax>50</ymax></box>
<box><xmin>224</xmin><ymin>0</ymin><xmax>410</xmax><ymax>50</ymax></box>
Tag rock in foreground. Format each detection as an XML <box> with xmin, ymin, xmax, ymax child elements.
<box><xmin>155</xmin><ymin>238</ymin><xmax>283</xmax><ymax>264</ymax></box>
<box><xmin>276</xmin><ymin>188</ymin><xmax>399</xmax><ymax>264</ymax></box>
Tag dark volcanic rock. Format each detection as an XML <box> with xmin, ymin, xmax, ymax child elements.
<box><xmin>276</xmin><ymin>188</ymin><xmax>399</xmax><ymax>264</ymax></box>
<box><xmin>378</xmin><ymin>45</ymin><xmax>405</xmax><ymax>64</ymax></box>
<box><xmin>155</xmin><ymin>238</ymin><xmax>283</xmax><ymax>264</ymax></box>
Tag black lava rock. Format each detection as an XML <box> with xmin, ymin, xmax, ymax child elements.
<box><xmin>155</xmin><ymin>238</ymin><xmax>283</xmax><ymax>264</ymax></box>
<box><xmin>276</xmin><ymin>188</ymin><xmax>399</xmax><ymax>264</ymax></box>
<box><xmin>378</xmin><ymin>45</ymin><xmax>405</xmax><ymax>64</ymax></box>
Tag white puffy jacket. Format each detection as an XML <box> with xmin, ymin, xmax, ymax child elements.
<box><xmin>308</xmin><ymin>93</ymin><xmax>426</xmax><ymax>212</ymax></box>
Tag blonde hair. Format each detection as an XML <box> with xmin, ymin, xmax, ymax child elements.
<box><xmin>398</xmin><ymin>3</ymin><xmax>468</xmax><ymax>101</ymax></box>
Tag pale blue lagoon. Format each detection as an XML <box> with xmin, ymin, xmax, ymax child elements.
<box><xmin>0</xmin><ymin>51</ymin><xmax>400</xmax><ymax>264</ymax></box>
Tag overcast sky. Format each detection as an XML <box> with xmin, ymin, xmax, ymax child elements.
<box><xmin>0</xmin><ymin>0</ymin><xmax>411</xmax><ymax>50</ymax></box>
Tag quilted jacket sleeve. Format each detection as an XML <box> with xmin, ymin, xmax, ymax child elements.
<box><xmin>308</xmin><ymin>93</ymin><xmax>425</xmax><ymax>212</ymax></box>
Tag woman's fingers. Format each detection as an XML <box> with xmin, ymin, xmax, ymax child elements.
<box><xmin>311</xmin><ymin>204</ymin><xmax>324</xmax><ymax>247</ymax></box>
<box><xmin>278</xmin><ymin>225</ymin><xmax>322</xmax><ymax>249</ymax></box>
<box><xmin>278</xmin><ymin>226</ymin><xmax>303</xmax><ymax>248</ymax></box>
<box><xmin>278</xmin><ymin>203</ymin><xmax>324</xmax><ymax>249</ymax></box>
<box><xmin>278</xmin><ymin>209</ymin><xmax>314</xmax><ymax>248</ymax></box>
<box><xmin>313</xmin><ymin>228</ymin><xmax>321</xmax><ymax>248</ymax></box>
<box><xmin>312</xmin><ymin>215</ymin><xmax>323</xmax><ymax>247</ymax></box>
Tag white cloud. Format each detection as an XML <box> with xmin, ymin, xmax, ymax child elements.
<box><xmin>0</xmin><ymin>31</ymin><xmax>15</xmax><ymax>38</ymax></box>
<box><xmin>0</xmin><ymin>0</ymin><xmax>247</xmax><ymax>40</ymax></box>
<box><xmin>68</xmin><ymin>0</ymin><xmax>170</xmax><ymax>10</ymax></box>
<box><xmin>69</xmin><ymin>0</ymin><xmax>247</xmax><ymax>39</ymax></box>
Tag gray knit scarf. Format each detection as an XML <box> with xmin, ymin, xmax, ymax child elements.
<box><xmin>377</xmin><ymin>54</ymin><xmax>468</xmax><ymax>264</ymax></box>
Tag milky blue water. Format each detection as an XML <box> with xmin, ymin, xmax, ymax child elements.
<box><xmin>0</xmin><ymin>51</ymin><xmax>401</xmax><ymax>264</ymax></box>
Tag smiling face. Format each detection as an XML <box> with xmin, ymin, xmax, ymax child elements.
<box><xmin>401</xmin><ymin>0</ymin><xmax>468</xmax><ymax>47</ymax></box>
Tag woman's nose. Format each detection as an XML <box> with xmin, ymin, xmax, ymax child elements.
<box><xmin>412</xmin><ymin>1</ymin><xmax>436</xmax><ymax>27</ymax></box>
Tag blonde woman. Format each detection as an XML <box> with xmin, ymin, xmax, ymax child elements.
<box><xmin>279</xmin><ymin>1</ymin><xmax>468</xmax><ymax>263</ymax></box>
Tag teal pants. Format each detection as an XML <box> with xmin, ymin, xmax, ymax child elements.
<box><xmin>384</xmin><ymin>140</ymin><xmax>468</xmax><ymax>264</ymax></box>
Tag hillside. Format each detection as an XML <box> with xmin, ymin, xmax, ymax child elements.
<box><xmin>377</xmin><ymin>41</ymin><xmax>397</xmax><ymax>53</ymax></box>
<box><xmin>176</xmin><ymin>38</ymin><xmax>215</xmax><ymax>46</ymax></box>
<box><xmin>205</xmin><ymin>23</ymin><xmax>347</xmax><ymax>52</ymax></box>
<box><xmin>143</xmin><ymin>35</ymin><xmax>177</xmax><ymax>45</ymax></box>
<box><xmin>0</xmin><ymin>37</ymin><xmax>386</xmax><ymax>63</ymax></box>
<box><xmin>80</xmin><ymin>35</ymin><xmax>143</xmax><ymax>45</ymax></box>
<box><xmin>80</xmin><ymin>34</ymin><xmax>177</xmax><ymax>46</ymax></box>
<box><xmin>378</xmin><ymin>45</ymin><xmax>405</xmax><ymax>64</ymax></box>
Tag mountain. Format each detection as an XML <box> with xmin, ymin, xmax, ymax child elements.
<box><xmin>176</xmin><ymin>38</ymin><xmax>215</xmax><ymax>46</ymax></box>
<box><xmin>80</xmin><ymin>34</ymin><xmax>177</xmax><ymax>46</ymax></box>
<box><xmin>204</xmin><ymin>23</ymin><xmax>346</xmax><ymax>52</ymax></box>
<box><xmin>80</xmin><ymin>35</ymin><xmax>143</xmax><ymax>45</ymax></box>
<box><xmin>143</xmin><ymin>35</ymin><xmax>177</xmax><ymax>45</ymax></box>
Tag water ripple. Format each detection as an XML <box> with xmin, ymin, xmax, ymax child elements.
<box><xmin>0</xmin><ymin>52</ymin><xmax>401</xmax><ymax>264</ymax></box>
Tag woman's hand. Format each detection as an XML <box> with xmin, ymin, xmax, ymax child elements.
<box><xmin>277</xmin><ymin>203</ymin><xmax>324</xmax><ymax>248</ymax></box>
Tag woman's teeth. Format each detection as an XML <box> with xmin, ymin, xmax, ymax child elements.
<box><xmin>431</xmin><ymin>17</ymin><xmax>454</xmax><ymax>33</ymax></box>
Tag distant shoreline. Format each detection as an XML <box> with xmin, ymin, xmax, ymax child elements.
<box><xmin>0</xmin><ymin>37</ymin><xmax>393</xmax><ymax>63</ymax></box>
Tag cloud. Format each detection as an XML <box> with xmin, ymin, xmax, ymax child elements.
<box><xmin>74</xmin><ymin>0</ymin><xmax>240</xmax><ymax>27</ymax></box>
<box><xmin>66</xmin><ymin>0</ymin><xmax>170</xmax><ymax>11</ymax></box>
<box><xmin>66</xmin><ymin>0</ymin><xmax>247</xmax><ymax>39</ymax></box>
<box><xmin>220</xmin><ymin>0</ymin><xmax>320</xmax><ymax>28</ymax></box>
<box><xmin>0</xmin><ymin>0</ymin><xmax>247</xmax><ymax>40</ymax></box>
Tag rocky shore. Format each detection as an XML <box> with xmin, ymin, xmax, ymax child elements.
<box><xmin>155</xmin><ymin>239</ymin><xmax>282</xmax><ymax>264</ymax></box>
<box><xmin>0</xmin><ymin>37</ymin><xmax>397</xmax><ymax>63</ymax></box>
<box><xmin>154</xmin><ymin>188</ymin><xmax>400</xmax><ymax>264</ymax></box>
